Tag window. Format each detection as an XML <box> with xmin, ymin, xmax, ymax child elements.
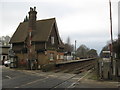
<box><xmin>60</xmin><ymin>55</ymin><xmax>64</xmax><ymax>59</ymax></box>
<box><xmin>50</xmin><ymin>53</ymin><xmax>54</xmax><ymax>61</ymax></box>
<box><xmin>51</xmin><ymin>36</ymin><xmax>54</xmax><ymax>45</ymax></box>
<box><xmin>57</xmin><ymin>54</ymin><xmax>64</xmax><ymax>60</ymax></box>
<box><xmin>57</xmin><ymin>55</ymin><xmax>59</xmax><ymax>60</ymax></box>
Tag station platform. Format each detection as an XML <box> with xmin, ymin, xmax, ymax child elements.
<box><xmin>56</xmin><ymin>58</ymin><xmax>95</xmax><ymax>65</ymax></box>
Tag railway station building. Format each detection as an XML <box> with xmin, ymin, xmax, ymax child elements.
<box><xmin>10</xmin><ymin>7</ymin><xmax>64</xmax><ymax>69</ymax></box>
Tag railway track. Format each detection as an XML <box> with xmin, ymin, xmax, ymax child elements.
<box><xmin>47</xmin><ymin>59</ymin><xmax>97</xmax><ymax>89</ymax></box>
<box><xmin>49</xmin><ymin>70</ymin><xmax>92</xmax><ymax>89</ymax></box>
<box><xmin>53</xmin><ymin>58</ymin><xmax>96</xmax><ymax>74</ymax></box>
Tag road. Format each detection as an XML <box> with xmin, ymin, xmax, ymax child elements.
<box><xmin>2</xmin><ymin>66</ymin><xmax>119</xmax><ymax>89</ymax></box>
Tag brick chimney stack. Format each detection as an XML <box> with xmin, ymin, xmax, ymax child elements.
<box><xmin>28</xmin><ymin>7</ymin><xmax>37</xmax><ymax>31</ymax></box>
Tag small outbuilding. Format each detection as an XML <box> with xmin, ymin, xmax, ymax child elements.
<box><xmin>0</xmin><ymin>46</ymin><xmax>10</xmax><ymax>65</ymax></box>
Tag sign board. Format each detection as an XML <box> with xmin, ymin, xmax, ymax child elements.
<box><xmin>102</xmin><ymin>51</ymin><xmax>110</xmax><ymax>53</ymax></box>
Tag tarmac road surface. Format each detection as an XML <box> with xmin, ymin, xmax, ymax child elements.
<box><xmin>2</xmin><ymin>66</ymin><xmax>119</xmax><ymax>89</ymax></box>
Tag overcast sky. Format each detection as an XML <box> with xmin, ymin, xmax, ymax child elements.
<box><xmin>0</xmin><ymin>0</ymin><xmax>119</xmax><ymax>54</ymax></box>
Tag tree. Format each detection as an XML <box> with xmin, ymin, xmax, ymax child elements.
<box><xmin>87</xmin><ymin>49</ymin><xmax>98</xmax><ymax>58</ymax></box>
<box><xmin>76</xmin><ymin>44</ymin><xmax>89</xmax><ymax>59</ymax></box>
<box><xmin>66</xmin><ymin>37</ymin><xmax>70</xmax><ymax>45</ymax></box>
<box><xmin>0</xmin><ymin>35</ymin><xmax>11</xmax><ymax>46</ymax></box>
<box><xmin>64</xmin><ymin>37</ymin><xmax>74</xmax><ymax>53</ymax></box>
<box><xmin>23</xmin><ymin>16</ymin><xmax>29</xmax><ymax>22</ymax></box>
<box><xmin>5</xmin><ymin>35</ymin><xmax>10</xmax><ymax>45</ymax></box>
<box><xmin>113</xmin><ymin>39</ymin><xmax>120</xmax><ymax>59</ymax></box>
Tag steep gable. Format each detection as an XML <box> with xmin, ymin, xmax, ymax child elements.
<box><xmin>46</xmin><ymin>23</ymin><xmax>59</xmax><ymax>48</ymax></box>
<box><xmin>46</xmin><ymin>22</ymin><xmax>64</xmax><ymax>49</ymax></box>
<box><xmin>32</xmin><ymin>18</ymin><xmax>55</xmax><ymax>42</ymax></box>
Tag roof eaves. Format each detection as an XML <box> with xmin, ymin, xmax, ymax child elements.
<box><xmin>9</xmin><ymin>23</ymin><xmax>22</xmax><ymax>43</ymax></box>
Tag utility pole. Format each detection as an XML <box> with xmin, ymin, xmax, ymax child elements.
<box><xmin>75</xmin><ymin>40</ymin><xmax>77</xmax><ymax>60</ymax></box>
<box><xmin>109</xmin><ymin>0</ymin><xmax>114</xmax><ymax>78</ymax></box>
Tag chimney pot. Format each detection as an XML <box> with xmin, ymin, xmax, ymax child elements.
<box><xmin>34</xmin><ymin>7</ymin><xmax>36</xmax><ymax>11</ymax></box>
<box><xmin>30</xmin><ymin>7</ymin><xmax>33</xmax><ymax>11</ymax></box>
<box><xmin>28</xmin><ymin>7</ymin><xmax>37</xmax><ymax>31</ymax></box>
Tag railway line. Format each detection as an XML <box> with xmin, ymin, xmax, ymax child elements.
<box><xmin>53</xmin><ymin>58</ymin><xmax>97</xmax><ymax>74</ymax></box>
<box><xmin>47</xmin><ymin>58</ymin><xmax>97</xmax><ymax>89</ymax></box>
<box><xmin>49</xmin><ymin>70</ymin><xmax>91</xmax><ymax>89</ymax></box>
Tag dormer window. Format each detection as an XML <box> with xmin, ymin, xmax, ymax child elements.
<box><xmin>51</xmin><ymin>36</ymin><xmax>54</xmax><ymax>45</ymax></box>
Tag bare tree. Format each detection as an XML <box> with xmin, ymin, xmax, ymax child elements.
<box><xmin>64</xmin><ymin>37</ymin><xmax>74</xmax><ymax>53</ymax></box>
<box><xmin>0</xmin><ymin>35</ymin><xmax>11</xmax><ymax>46</ymax></box>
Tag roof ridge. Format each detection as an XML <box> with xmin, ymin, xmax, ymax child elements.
<box><xmin>19</xmin><ymin>18</ymin><xmax>56</xmax><ymax>24</ymax></box>
<box><xmin>36</xmin><ymin>18</ymin><xmax>55</xmax><ymax>22</ymax></box>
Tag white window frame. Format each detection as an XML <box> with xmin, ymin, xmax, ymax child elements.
<box><xmin>51</xmin><ymin>36</ymin><xmax>54</xmax><ymax>45</ymax></box>
<box><xmin>57</xmin><ymin>55</ymin><xmax>59</xmax><ymax>60</ymax></box>
<box><xmin>50</xmin><ymin>53</ymin><xmax>54</xmax><ymax>61</ymax></box>
<box><xmin>60</xmin><ymin>55</ymin><xmax>64</xmax><ymax>59</ymax></box>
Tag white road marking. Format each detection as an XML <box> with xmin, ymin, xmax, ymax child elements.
<box><xmin>5</xmin><ymin>75</ymin><xmax>12</xmax><ymax>79</ymax></box>
<box><xmin>67</xmin><ymin>70</ymin><xmax>91</xmax><ymax>88</ymax></box>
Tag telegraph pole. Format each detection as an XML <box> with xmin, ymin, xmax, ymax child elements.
<box><xmin>109</xmin><ymin>0</ymin><xmax>113</xmax><ymax>78</ymax></box>
<box><xmin>75</xmin><ymin>40</ymin><xmax>77</xmax><ymax>60</ymax></box>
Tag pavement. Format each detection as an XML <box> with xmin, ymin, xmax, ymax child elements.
<box><xmin>1</xmin><ymin>65</ymin><xmax>120</xmax><ymax>89</ymax></box>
